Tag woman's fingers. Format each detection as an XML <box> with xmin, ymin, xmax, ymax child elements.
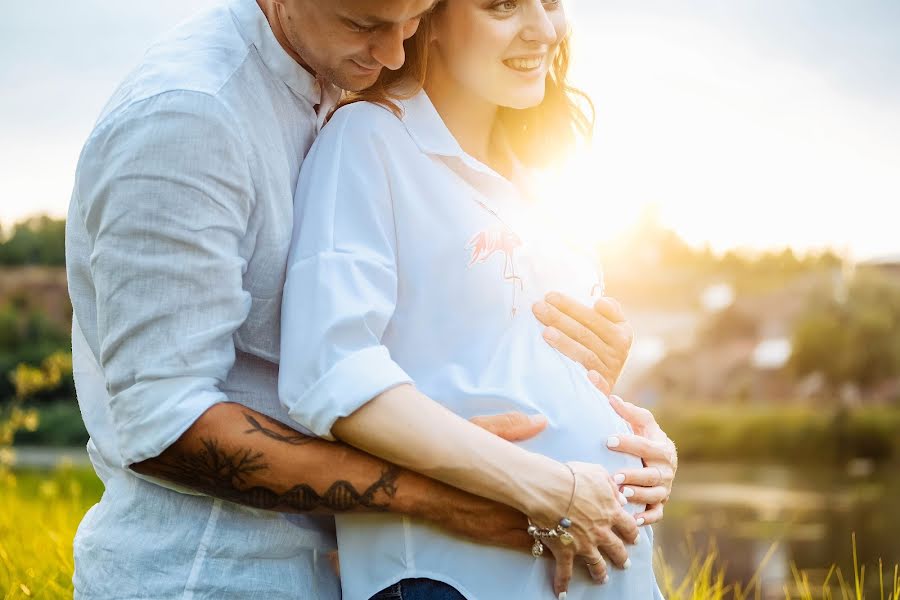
<box><xmin>541</xmin><ymin>326</ymin><xmax>614</xmax><ymax>395</ymax></box>
<box><xmin>549</xmin><ymin>543</ymin><xmax>575</xmax><ymax>598</ymax></box>
<box><xmin>634</xmin><ymin>503</ymin><xmax>665</xmax><ymax>526</ymax></box>
<box><xmin>614</xmin><ymin>465</ymin><xmax>674</xmax><ymax>488</ymax></box>
<box><xmin>621</xmin><ymin>484</ymin><xmax>669</xmax><ymax>506</ymax></box>
<box><xmin>582</xmin><ymin>549</ymin><xmax>610</xmax><ymax>585</ymax></box>
<box><xmin>607</xmin><ymin>434</ymin><xmax>671</xmax><ymax>463</ymax></box>
<box><xmin>608</xmin><ymin>394</ymin><xmax>656</xmax><ymax>430</ymax></box>
<box><xmin>596</xmin><ymin>528</ymin><xmax>632</xmax><ymax>570</ymax></box>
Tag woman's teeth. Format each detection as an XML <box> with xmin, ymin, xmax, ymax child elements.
<box><xmin>504</xmin><ymin>56</ymin><xmax>544</xmax><ymax>72</ymax></box>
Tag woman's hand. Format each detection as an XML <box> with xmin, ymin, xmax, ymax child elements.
<box><xmin>533</xmin><ymin>293</ymin><xmax>634</xmax><ymax>396</ymax></box>
<box><xmin>604</xmin><ymin>395</ymin><xmax>677</xmax><ymax>525</ymax></box>
<box><xmin>530</xmin><ymin>462</ymin><xmax>639</xmax><ymax>598</ymax></box>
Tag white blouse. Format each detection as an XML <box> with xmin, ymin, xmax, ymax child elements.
<box><xmin>280</xmin><ymin>92</ymin><xmax>662</xmax><ymax>600</ymax></box>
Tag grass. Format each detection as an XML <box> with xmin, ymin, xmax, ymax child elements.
<box><xmin>1</xmin><ymin>467</ymin><xmax>898</xmax><ymax>599</ymax></box>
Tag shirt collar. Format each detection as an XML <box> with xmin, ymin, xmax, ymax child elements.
<box><xmin>229</xmin><ymin>0</ymin><xmax>339</xmax><ymax>106</ymax></box>
<box><xmin>399</xmin><ymin>90</ymin><xmax>534</xmax><ymax>190</ymax></box>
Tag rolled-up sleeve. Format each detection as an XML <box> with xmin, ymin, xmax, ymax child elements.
<box><xmin>74</xmin><ymin>91</ymin><xmax>253</xmax><ymax>466</ymax></box>
<box><xmin>279</xmin><ymin>108</ymin><xmax>412</xmax><ymax>440</ymax></box>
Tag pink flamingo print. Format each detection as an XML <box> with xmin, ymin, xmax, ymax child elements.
<box><xmin>466</xmin><ymin>228</ymin><xmax>524</xmax><ymax>315</ymax></box>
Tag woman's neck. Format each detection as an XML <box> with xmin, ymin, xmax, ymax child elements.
<box><xmin>424</xmin><ymin>63</ymin><xmax>509</xmax><ymax>177</ymax></box>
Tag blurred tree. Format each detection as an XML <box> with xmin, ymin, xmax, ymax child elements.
<box><xmin>0</xmin><ymin>299</ymin><xmax>71</xmax><ymax>402</ymax></box>
<box><xmin>0</xmin><ymin>215</ymin><xmax>66</xmax><ymax>266</ymax></box>
<box><xmin>790</xmin><ymin>271</ymin><xmax>900</xmax><ymax>390</ymax></box>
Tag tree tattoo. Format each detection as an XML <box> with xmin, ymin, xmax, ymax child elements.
<box><xmin>141</xmin><ymin>416</ymin><xmax>401</xmax><ymax>513</ymax></box>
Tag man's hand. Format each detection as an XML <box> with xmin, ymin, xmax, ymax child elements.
<box><xmin>469</xmin><ymin>412</ymin><xmax>548</xmax><ymax>441</ymax></box>
<box><xmin>606</xmin><ymin>395</ymin><xmax>677</xmax><ymax>526</ymax></box>
<box><xmin>532</xmin><ymin>293</ymin><xmax>634</xmax><ymax>395</ymax></box>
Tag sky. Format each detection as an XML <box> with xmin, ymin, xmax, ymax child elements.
<box><xmin>1</xmin><ymin>1</ymin><xmax>898</xmax><ymax>259</ymax></box>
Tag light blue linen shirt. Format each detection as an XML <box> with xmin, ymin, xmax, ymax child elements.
<box><xmin>65</xmin><ymin>0</ymin><xmax>342</xmax><ymax>597</ymax></box>
<box><xmin>279</xmin><ymin>92</ymin><xmax>664</xmax><ymax>600</ymax></box>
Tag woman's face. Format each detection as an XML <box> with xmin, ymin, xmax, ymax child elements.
<box><xmin>429</xmin><ymin>0</ymin><xmax>568</xmax><ymax>110</ymax></box>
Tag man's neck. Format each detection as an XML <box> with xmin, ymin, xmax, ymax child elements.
<box><xmin>256</xmin><ymin>0</ymin><xmax>316</xmax><ymax>76</ymax></box>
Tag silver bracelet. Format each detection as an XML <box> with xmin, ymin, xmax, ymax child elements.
<box><xmin>527</xmin><ymin>464</ymin><xmax>577</xmax><ymax>557</ymax></box>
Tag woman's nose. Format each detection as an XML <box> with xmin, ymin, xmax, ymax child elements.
<box><xmin>520</xmin><ymin>2</ymin><xmax>559</xmax><ymax>46</ymax></box>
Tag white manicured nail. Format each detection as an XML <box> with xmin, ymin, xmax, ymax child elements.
<box><xmin>623</xmin><ymin>487</ymin><xmax>635</xmax><ymax>498</ymax></box>
<box><xmin>623</xmin><ymin>558</ymin><xmax>632</xmax><ymax>570</ymax></box>
<box><xmin>614</xmin><ymin>473</ymin><xmax>625</xmax><ymax>485</ymax></box>
<box><xmin>636</xmin><ymin>517</ymin><xmax>646</xmax><ymax>526</ymax></box>
<box><xmin>558</xmin><ymin>592</ymin><xmax>567</xmax><ymax>600</ymax></box>
<box><xmin>607</xmin><ymin>436</ymin><xmax>620</xmax><ymax>448</ymax></box>
<box><xmin>602</xmin><ymin>575</ymin><xmax>610</xmax><ymax>585</ymax></box>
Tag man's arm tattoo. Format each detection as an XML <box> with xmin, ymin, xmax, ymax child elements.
<box><xmin>144</xmin><ymin>437</ymin><xmax>400</xmax><ymax>513</ymax></box>
<box><xmin>243</xmin><ymin>412</ymin><xmax>316</xmax><ymax>446</ymax></box>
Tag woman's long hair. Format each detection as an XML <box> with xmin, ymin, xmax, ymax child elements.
<box><xmin>338</xmin><ymin>4</ymin><xmax>595</xmax><ymax>169</ymax></box>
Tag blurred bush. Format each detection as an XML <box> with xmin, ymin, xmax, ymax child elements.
<box><xmin>790</xmin><ymin>270</ymin><xmax>900</xmax><ymax>390</ymax></box>
<box><xmin>0</xmin><ymin>215</ymin><xmax>65</xmax><ymax>266</ymax></box>
<box><xmin>658</xmin><ymin>406</ymin><xmax>900</xmax><ymax>464</ymax></box>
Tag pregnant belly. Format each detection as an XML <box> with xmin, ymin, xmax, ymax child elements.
<box><xmin>409</xmin><ymin>321</ymin><xmax>644</xmax><ymax>490</ymax></box>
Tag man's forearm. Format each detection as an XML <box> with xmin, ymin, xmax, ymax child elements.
<box><xmin>131</xmin><ymin>402</ymin><xmax>530</xmax><ymax>549</ymax></box>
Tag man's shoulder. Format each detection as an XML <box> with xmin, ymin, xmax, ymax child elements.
<box><xmin>95</xmin><ymin>4</ymin><xmax>252</xmax><ymax>130</ymax></box>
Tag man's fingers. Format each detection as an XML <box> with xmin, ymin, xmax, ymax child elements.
<box><xmin>608</xmin><ymin>395</ymin><xmax>655</xmax><ymax>429</ymax></box>
<box><xmin>621</xmin><ymin>485</ymin><xmax>669</xmax><ymax>506</ymax></box>
<box><xmin>607</xmin><ymin>433</ymin><xmax>670</xmax><ymax>463</ymax></box>
<box><xmin>469</xmin><ymin>412</ymin><xmax>547</xmax><ymax>441</ymax></box>
<box><xmin>634</xmin><ymin>504</ymin><xmax>665</xmax><ymax>526</ymax></box>
<box><xmin>582</xmin><ymin>549</ymin><xmax>609</xmax><ymax>584</ymax></box>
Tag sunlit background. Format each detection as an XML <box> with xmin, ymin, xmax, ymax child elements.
<box><xmin>1</xmin><ymin>2</ymin><xmax>899</xmax><ymax>598</ymax></box>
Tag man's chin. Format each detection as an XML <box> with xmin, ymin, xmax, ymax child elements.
<box><xmin>332</xmin><ymin>67</ymin><xmax>383</xmax><ymax>93</ymax></box>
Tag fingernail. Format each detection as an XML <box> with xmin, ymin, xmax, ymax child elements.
<box><xmin>614</xmin><ymin>473</ymin><xmax>625</xmax><ymax>485</ymax></box>
<box><xmin>602</xmin><ymin>575</ymin><xmax>610</xmax><ymax>585</ymax></box>
<box><xmin>636</xmin><ymin>517</ymin><xmax>646</xmax><ymax>526</ymax></box>
<box><xmin>610</xmin><ymin>395</ymin><xmax>623</xmax><ymax>403</ymax></box>
<box><xmin>633</xmin><ymin>533</ymin><xmax>641</xmax><ymax>545</ymax></box>
<box><xmin>546</xmin><ymin>292</ymin><xmax>560</xmax><ymax>303</ymax></box>
<box><xmin>530</xmin><ymin>414</ymin><xmax>547</xmax><ymax>425</ymax></box>
<box><xmin>558</xmin><ymin>592</ymin><xmax>567</xmax><ymax>600</ymax></box>
<box><xmin>543</xmin><ymin>327</ymin><xmax>560</xmax><ymax>342</ymax></box>
<box><xmin>588</xmin><ymin>370</ymin><xmax>601</xmax><ymax>384</ymax></box>
<box><xmin>607</xmin><ymin>436</ymin><xmax>620</xmax><ymax>448</ymax></box>
<box><xmin>623</xmin><ymin>558</ymin><xmax>632</xmax><ymax>570</ymax></box>
<box><xmin>534</xmin><ymin>301</ymin><xmax>550</xmax><ymax>315</ymax></box>
<box><xmin>623</xmin><ymin>487</ymin><xmax>635</xmax><ymax>498</ymax></box>
<box><xmin>618</xmin><ymin>493</ymin><xmax>628</xmax><ymax>506</ymax></box>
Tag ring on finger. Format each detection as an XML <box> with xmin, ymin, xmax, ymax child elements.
<box><xmin>585</xmin><ymin>556</ymin><xmax>605</xmax><ymax>567</ymax></box>
<box><xmin>653</xmin><ymin>466</ymin><xmax>664</xmax><ymax>486</ymax></box>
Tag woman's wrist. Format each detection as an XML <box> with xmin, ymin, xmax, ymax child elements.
<box><xmin>515</xmin><ymin>454</ymin><xmax>574</xmax><ymax>526</ymax></box>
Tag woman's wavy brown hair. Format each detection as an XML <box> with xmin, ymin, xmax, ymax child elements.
<box><xmin>337</xmin><ymin>3</ymin><xmax>595</xmax><ymax>168</ymax></box>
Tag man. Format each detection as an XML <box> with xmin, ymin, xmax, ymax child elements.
<box><xmin>66</xmin><ymin>1</ymin><xmax>662</xmax><ymax>597</ymax></box>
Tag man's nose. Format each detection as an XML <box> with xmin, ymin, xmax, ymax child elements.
<box><xmin>370</xmin><ymin>24</ymin><xmax>408</xmax><ymax>71</ymax></box>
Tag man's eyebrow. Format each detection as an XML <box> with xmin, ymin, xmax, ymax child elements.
<box><xmin>354</xmin><ymin>1</ymin><xmax>441</xmax><ymax>27</ymax></box>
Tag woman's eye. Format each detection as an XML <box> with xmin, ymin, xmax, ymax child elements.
<box><xmin>492</xmin><ymin>0</ymin><xmax>518</xmax><ymax>13</ymax></box>
<box><xmin>542</xmin><ymin>0</ymin><xmax>561</xmax><ymax>7</ymax></box>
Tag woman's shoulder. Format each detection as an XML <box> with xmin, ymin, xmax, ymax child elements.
<box><xmin>321</xmin><ymin>100</ymin><xmax>411</xmax><ymax>145</ymax></box>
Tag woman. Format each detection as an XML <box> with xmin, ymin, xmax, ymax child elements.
<box><xmin>280</xmin><ymin>1</ymin><xmax>671</xmax><ymax>598</ymax></box>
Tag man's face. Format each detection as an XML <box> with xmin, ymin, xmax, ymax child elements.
<box><xmin>274</xmin><ymin>0</ymin><xmax>438</xmax><ymax>91</ymax></box>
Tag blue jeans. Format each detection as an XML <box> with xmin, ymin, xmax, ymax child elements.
<box><xmin>369</xmin><ymin>578</ymin><xmax>466</xmax><ymax>600</ymax></box>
